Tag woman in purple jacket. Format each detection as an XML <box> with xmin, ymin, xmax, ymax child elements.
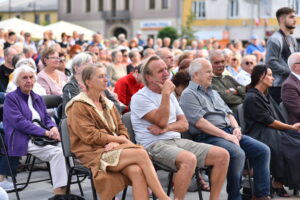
<box><xmin>0</xmin><ymin>64</ymin><xmax>67</xmax><ymax>194</ymax></box>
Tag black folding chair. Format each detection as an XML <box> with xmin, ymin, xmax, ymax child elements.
<box><xmin>60</xmin><ymin>118</ymin><xmax>128</xmax><ymax>200</ymax></box>
<box><xmin>121</xmin><ymin>112</ymin><xmax>204</xmax><ymax>200</ymax></box>
<box><xmin>60</xmin><ymin>118</ymin><xmax>98</xmax><ymax>200</ymax></box>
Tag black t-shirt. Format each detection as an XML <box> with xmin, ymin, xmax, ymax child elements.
<box><xmin>0</xmin><ymin>64</ymin><xmax>14</xmax><ymax>92</ymax></box>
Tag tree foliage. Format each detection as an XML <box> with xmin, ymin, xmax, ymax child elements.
<box><xmin>157</xmin><ymin>26</ymin><xmax>178</xmax><ymax>43</ymax></box>
<box><xmin>181</xmin><ymin>10</ymin><xmax>196</xmax><ymax>41</ymax></box>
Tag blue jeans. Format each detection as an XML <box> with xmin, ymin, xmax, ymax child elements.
<box><xmin>195</xmin><ymin>127</ymin><xmax>270</xmax><ymax>200</ymax></box>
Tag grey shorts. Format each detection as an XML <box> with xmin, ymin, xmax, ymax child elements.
<box><xmin>146</xmin><ymin>138</ymin><xmax>212</xmax><ymax>171</ymax></box>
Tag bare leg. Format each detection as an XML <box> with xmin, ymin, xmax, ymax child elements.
<box><xmin>54</xmin><ymin>186</ymin><xmax>66</xmax><ymax>195</ymax></box>
<box><xmin>121</xmin><ymin>165</ymin><xmax>148</xmax><ymax>200</ymax></box>
<box><xmin>173</xmin><ymin>150</ymin><xmax>197</xmax><ymax>200</ymax></box>
<box><xmin>107</xmin><ymin>148</ymin><xmax>170</xmax><ymax>200</ymax></box>
<box><xmin>204</xmin><ymin>146</ymin><xmax>229</xmax><ymax>200</ymax></box>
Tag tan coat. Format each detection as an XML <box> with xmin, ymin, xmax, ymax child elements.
<box><xmin>66</xmin><ymin>92</ymin><xmax>139</xmax><ymax>200</ymax></box>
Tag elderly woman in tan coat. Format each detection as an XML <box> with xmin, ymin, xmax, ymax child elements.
<box><xmin>66</xmin><ymin>64</ymin><xmax>170</xmax><ymax>200</ymax></box>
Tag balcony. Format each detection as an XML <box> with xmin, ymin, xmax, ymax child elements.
<box><xmin>102</xmin><ymin>10</ymin><xmax>130</xmax><ymax>21</ymax></box>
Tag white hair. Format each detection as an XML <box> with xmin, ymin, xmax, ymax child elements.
<box><xmin>13</xmin><ymin>64</ymin><xmax>36</xmax><ymax>86</ymax></box>
<box><xmin>71</xmin><ymin>52</ymin><xmax>93</xmax><ymax>74</ymax></box>
<box><xmin>189</xmin><ymin>58</ymin><xmax>206</xmax><ymax>78</ymax></box>
<box><xmin>15</xmin><ymin>58</ymin><xmax>37</xmax><ymax>71</ymax></box>
<box><xmin>287</xmin><ymin>52</ymin><xmax>300</xmax><ymax>70</ymax></box>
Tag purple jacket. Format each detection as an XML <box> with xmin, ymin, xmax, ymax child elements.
<box><xmin>3</xmin><ymin>87</ymin><xmax>56</xmax><ymax>156</ymax></box>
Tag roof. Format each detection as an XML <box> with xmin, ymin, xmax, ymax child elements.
<box><xmin>0</xmin><ymin>0</ymin><xmax>57</xmax><ymax>12</ymax></box>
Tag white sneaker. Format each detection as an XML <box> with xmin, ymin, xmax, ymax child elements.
<box><xmin>0</xmin><ymin>179</ymin><xmax>15</xmax><ymax>192</ymax></box>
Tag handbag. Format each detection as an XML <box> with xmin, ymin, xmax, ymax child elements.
<box><xmin>30</xmin><ymin>119</ymin><xmax>58</xmax><ymax>146</ymax></box>
<box><xmin>48</xmin><ymin>194</ymin><xmax>85</xmax><ymax>200</ymax></box>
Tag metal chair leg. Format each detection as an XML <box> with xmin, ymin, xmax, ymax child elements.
<box><xmin>0</xmin><ymin>135</ymin><xmax>20</xmax><ymax>200</ymax></box>
<box><xmin>195</xmin><ymin>168</ymin><xmax>203</xmax><ymax>200</ymax></box>
<box><xmin>167</xmin><ymin>172</ymin><xmax>174</xmax><ymax>195</ymax></box>
<box><xmin>121</xmin><ymin>186</ymin><xmax>127</xmax><ymax>200</ymax></box>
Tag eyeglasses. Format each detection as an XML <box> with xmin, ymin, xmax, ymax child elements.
<box><xmin>231</xmin><ymin>58</ymin><xmax>237</xmax><ymax>61</ymax></box>
<box><xmin>48</xmin><ymin>57</ymin><xmax>60</xmax><ymax>61</ymax></box>
<box><xmin>293</xmin><ymin>62</ymin><xmax>300</xmax><ymax>65</ymax></box>
<box><xmin>245</xmin><ymin>61</ymin><xmax>254</xmax><ymax>65</ymax></box>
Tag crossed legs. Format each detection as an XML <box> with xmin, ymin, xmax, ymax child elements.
<box><xmin>107</xmin><ymin>148</ymin><xmax>170</xmax><ymax>200</ymax></box>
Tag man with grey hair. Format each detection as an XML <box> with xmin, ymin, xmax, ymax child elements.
<box><xmin>156</xmin><ymin>47</ymin><xmax>175</xmax><ymax>78</ymax></box>
<box><xmin>0</xmin><ymin>47</ymin><xmax>18</xmax><ymax>92</ymax></box>
<box><xmin>131</xmin><ymin>55</ymin><xmax>229</xmax><ymax>200</ymax></box>
<box><xmin>180</xmin><ymin>58</ymin><xmax>271</xmax><ymax>200</ymax></box>
<box><xmin>142</xmin><ymin>48</ymin><xmax>155</xmax><ymax>59</ymax></box>
<box><xmin>210</xmin><ymin>50</ymin><xmax>246</xmax><ymax>114</ymax></box>
<box><xmin>281</xmin><ymin>52</ymin><xmax>300</xmax><ymax>124</ymax></box>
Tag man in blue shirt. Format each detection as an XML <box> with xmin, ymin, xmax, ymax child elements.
<box><xmin>180</xmin><ymin>58</ymin><xmax>271</xmax><ymax>200</ymax></box>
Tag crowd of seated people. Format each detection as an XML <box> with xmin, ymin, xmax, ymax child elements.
<box><xmin>0</xmin><ymin>19</ymin><xmax>300</xmax><ymax>200</ymax></box>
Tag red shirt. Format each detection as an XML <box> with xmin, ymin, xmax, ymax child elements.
<box><xmin>114</xmin><ymin>73</ymin><xmax>144</xmax><ymax>112</ymax></box>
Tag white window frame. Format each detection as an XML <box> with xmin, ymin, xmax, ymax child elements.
<box><xmin>229</xmin><ymin>0</ymin><xmax>239</xmax><ymax>18</ymax></box>
<box><xmin>192</xmin><ymin>1</ymin><xmax>206</xmax><ymax>20</ymax></box>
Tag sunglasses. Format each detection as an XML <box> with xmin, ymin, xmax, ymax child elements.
<box><xmin>245</xmin><ymin>61</ymin><xmax>254</xmax><ymax>65</ymax></box>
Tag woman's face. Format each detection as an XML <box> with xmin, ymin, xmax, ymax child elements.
<box><xmin>86</xmin><ymin>68</ymin><xmax>107</xmax><ymax>92</ymax></box>
<box><xmin>18</xmin><ymin>71</ymin><xmax>35</xmax><ymax>94</ymax></box>
<box><xmin>260</xmin><ymin>68</ymin><xmax>274</xmax><ymax>88</ymax></box>
<box><xmin>45</xmin><ymin>52</ymin><xmax>60</xmax><ymax>69</ymax></box>
<box><xmin>115</xmin><ymin>51</ymin><xmax>123</xmax><ymax>63</ymax></box>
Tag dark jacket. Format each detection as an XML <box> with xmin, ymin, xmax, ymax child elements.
<box><xmin>3</xmin><ymin>87</ymin><xmax>56</xmax><ymax>156</ymax></box>
<box><xmin>212</xmin><ymin>75</ymin><xmax>245</xmax><ymax>113</ymax></box>
<box><xmin>281</xmin><ymin>73</ymin><xmax>300</xmax><ymax>124</ymax></box>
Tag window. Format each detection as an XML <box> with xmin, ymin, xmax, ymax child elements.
<box><xmin>86</xmin><ymin>0</ymin><xmax>91</xmax><ymax>12</ymax></box>
<box><xmin>149</xmin><ymin>0</ymin><xmax>155</xmax><ymax>10</ymax></box>
<box><xmin>291</xmin><ymin>0</ymin><xmax>300</xmax><ymax>15</ymax></box>
<box><xmin>66</xmin><ymin>0</ymin><xmax>71</xmax><ymax>13</ymax></box>
<box><xmin>125</xmin><ymin>0</ymin><xmax>129</xmax><ymax>10</ymax></box>
<box><xmin>162</xmin><ymin>0</ymin><xmax>168</xmax><ymax>9</ymax></box>
<box><xmin>192</xmin><ymin>1</ymin><xmax>206</xmax><ymax>19</ymax></box>
<box><xmin>112</xmin><ymin>0</ymin><xmax>116</xmax><ymax>11</ymax></box>
<box><xmin>45</xmin><ymin>14</ymin><xmax>51</xmax><ymax>24</ymax></box>
<box><xmin>259</xmin><ymin>0</ymin><xmax>271</xmax><ymax>18</ymax></box>
<box><xmin>0</xmin><ymin>16</ymin><xmax>2</xmax><ymax>21</ymax></box>
<box><xmin>34</xmin><ymin>14</ymin><xmax>40</xmax><ymax>24</ymax></box>
<box><xmin>98</xmin><ymin>0</ymin><xmax>103</xmax><ymax>11</ymax></box>
<box><xmin>16</xmin><ymin>15</ymin><xmax>20</xmax><ymax>18</ymax></box>
<box><xmin>229</xmin><ymin>0</ymin><xmax>239</xmax><ymax>18</ymax></box>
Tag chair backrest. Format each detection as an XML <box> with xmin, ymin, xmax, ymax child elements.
<box><xmin>59</xmin><ymin>118</ymin><xmax>73</xmax><ymax>158</ymax></box>
<box><xmin>237</xmin><ymin>104</ymin><xmax>246</xmax><ymax>132</ymax></box>
<box><xmin>279</xmin><ymin>102</ymin><xmax>288</xmax><ymax>122</ymax></box>
<box><xmin>121</xmin><ymin>112</ymin><xmax>136</xmax><ymax>143</ymax></box>
<box><xmin>42</xmin><ymin>95</ymin><xmax>63</xmax><ymax>109</ymax></box>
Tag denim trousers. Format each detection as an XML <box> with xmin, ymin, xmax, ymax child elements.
<box><xmin>195</xmin><ymin>127</ymin><xmax>270</xmax><ymax>200</ymax></box>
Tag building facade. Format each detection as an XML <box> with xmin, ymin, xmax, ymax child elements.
<box><xmin>58</xmin><ymin>0</ymin><xmax>181</xmax><ymax>39</ymax></box>
<box><xmin>182</xmin><ymin>0</ymin><xmax>300</xmax><ymax>41</ymax></box>
<box><xmin>0</xmin><ymin>0</ymin><xmax>58</xmax><ymax>25</ymax></box>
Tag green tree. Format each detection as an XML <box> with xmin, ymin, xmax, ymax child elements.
<box><xmin>181</xmin><ymin>10</ymin><xmax>196</xmax><ymax>41</ymax></box>
<box><xmin>157</xmin><ymin>26</ymin><xmax>178</xmax><ymax>43</ymax></box>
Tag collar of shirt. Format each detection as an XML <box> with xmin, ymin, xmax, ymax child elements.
<box><xmin>188</xmin><ymin>81</ymin><xmax>213</xmax><ymax>93</ymax></box>
<box><xmin>291</xmin><ymin>72</ymin><xmax>300</xmax><ymax>81</ymax></box>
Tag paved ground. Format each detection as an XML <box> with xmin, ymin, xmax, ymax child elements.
<box><xmin>6</xmin><ymin>169</ymin><xmax>299</xmax><ymax>200</ymax></box>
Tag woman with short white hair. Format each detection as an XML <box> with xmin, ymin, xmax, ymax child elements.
<box><xmin>6</xmin><ymin>59</ymin><xmax>46</xmax><ymax>95</ymax></box>
<box><xmin>0</xmin><ymin>65</ymin><xmax>68</xmax><ymax>194</ymax></box>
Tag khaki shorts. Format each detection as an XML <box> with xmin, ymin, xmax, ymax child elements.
<box><xmin>146</xmin><ymin>138</ymin><xmax>212</xmax><ymax>171</ymax></box>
